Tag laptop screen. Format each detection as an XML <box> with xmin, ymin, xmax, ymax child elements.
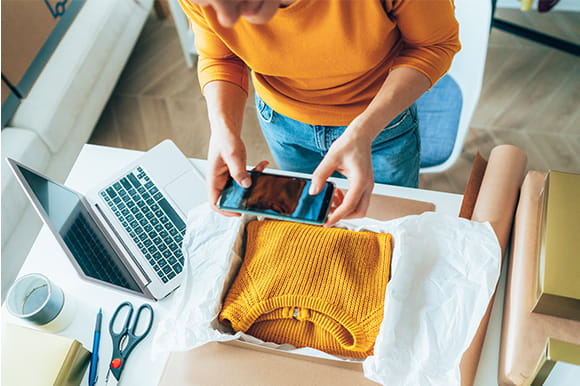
<box><xmin>16</xmin><ymin>164</ymin><xmax>142</xmax><ymax>293</ymax></box>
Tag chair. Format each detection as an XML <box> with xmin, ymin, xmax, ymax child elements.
<box><xmin>418</xmin><ymin>0</ymin><xmax>492</xmax><ymax>173</ymax></box>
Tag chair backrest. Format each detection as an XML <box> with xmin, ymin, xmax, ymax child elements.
<box><xmin>420</xmin><ymin>0</ymin><xmax>491</xmax><ymax>174</ymax></box>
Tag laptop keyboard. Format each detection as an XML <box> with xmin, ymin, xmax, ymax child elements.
<box><xmin>64</xmin><ymin>214</ymin><xmax>131</xmax><ymax>288</ymax></box>
<box><xmin>100</xmin><ymin>167</ymin><xmax>186</xmax><ymax>283</ymax></box>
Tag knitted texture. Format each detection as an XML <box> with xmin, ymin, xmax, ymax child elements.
<box><xmin>219</xmin><ymin>220</ymin><xmax>392</xmax><ymax>358</ymax></box>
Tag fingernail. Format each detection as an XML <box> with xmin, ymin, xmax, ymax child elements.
<box><xmin>241</xmin><ymin>177</ymin><xmax>251</xmax><ymax>188</ymax></box>
<box><xmin>308</xmin><ymin>185</ymin><xmax>316</xmax><ymax>195</ymax></box>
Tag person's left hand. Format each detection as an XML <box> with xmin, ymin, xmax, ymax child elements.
<box><xmin>309</xmin><ymin>132</ymin><xmax>375</xmax><ymax>227</ymax></box>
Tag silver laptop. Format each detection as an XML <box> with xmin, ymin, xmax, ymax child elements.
<box><xmin>7</xmin><ymin>139</ymin><xmax>206</xmax><ymax>300</ymax></box>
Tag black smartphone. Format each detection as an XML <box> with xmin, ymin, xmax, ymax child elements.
<box><xmin>217</xmin><ymin>171</ymin><xmax>335</xmax><ymax>225</ymax></box>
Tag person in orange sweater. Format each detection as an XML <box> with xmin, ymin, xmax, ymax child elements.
<box><xmin>178</xmin><ymin>0</ymin><xmax>460</xmax><ymax>226</ymax></box>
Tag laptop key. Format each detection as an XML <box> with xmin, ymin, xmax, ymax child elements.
<box><xmin>121</xmin><ymin>177</ymin><xmax>132</xmax><ymax>190</ymax></box>
<box><xmin>128</xmin><ymin>173</ymin><xmax>141</xmax><ymax>188</ymax></box>
<box><xmin>168</xmin><ymin>271</ymin><xmax>176</xmax><ymax>280</ymax></box>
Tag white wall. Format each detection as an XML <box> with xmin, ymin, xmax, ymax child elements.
<box><xmin>497</xmin><ymin>0</ymin><xmax>580</xmax><ymax>12</ymax></box>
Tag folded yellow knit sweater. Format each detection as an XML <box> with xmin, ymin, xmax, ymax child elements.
<box><xmin>219</xmin><ymin>220</ymin><xmax>392</xmax><ymax>358</ymax></box>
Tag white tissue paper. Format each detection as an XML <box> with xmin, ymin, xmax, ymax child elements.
<box><xmin>153</xmin><ymin>204</ymin><xmax>501</xmax><ymax>386</ymax></box>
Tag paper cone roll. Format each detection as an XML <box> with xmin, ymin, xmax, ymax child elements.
<box><xmin>460</xmin><ymin>145</ymin><xmax>528</xmax><ymax>386</ymax></box>
<box><xmin>471</xmin><ymin>145</ymin><xmax>528</xmax><ymax>254</ymax></box>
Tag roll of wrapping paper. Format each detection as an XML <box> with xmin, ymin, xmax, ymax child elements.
<box><xmin>499</xmin><ymin>171</ymin><xmax>580</xmax><ymax>385</ymax></box>
<box><xmin>459</xmin><ymin>145</ymin><xmax>528</xmax><ymax>386</ymax></box>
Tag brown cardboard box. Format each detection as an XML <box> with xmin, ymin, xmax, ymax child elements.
<box><xmin>1</xmin><ymin>75</ymin><xmax>21</xmax><ymax>127</ymax></box>
<box><xmin>1</xmin><ymin>0</ymin><xmax>85</xmax><ymax>97</ymax></box>
<box><xmin>158</xmin><ymin>193</ymin><xmax>436</xmax><ymax>386</ymax></box>
<box><xmin>161</xmin><ymin>341</ymin><xmax>378</xmax><ymax>386</ymax></box>
<box><xmin>534</xmin><ymin>171</ymin><xmax>580</xmax><ymax>321</ymax></box>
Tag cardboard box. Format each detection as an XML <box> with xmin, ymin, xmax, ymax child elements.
<box><xmin>530</xmin><ymin>339</ymin><xmax>580</xmax><ymax>386</ymax></box>
<box><xmin>534</xmin><ymin>170</ymin><xmax>580</xmax><ymax>321</ymax></box>
<box><xmin>1</xmin><ymin>76</ymin><xmax>21</xmax><ymax>127</ymax></box>
<box><xmin>159</xmin><ymin>194</ymin><xmax>437</xmax><ymax>385</ymax></box>
<box><xmin>1</xmin><ymin>0</ymin><xmax>85</xmax><ymax>98</ymax></box>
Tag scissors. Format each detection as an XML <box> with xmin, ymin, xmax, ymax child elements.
<box><xmin>105</xmin><ymin>302</ymin><xmax>154</xmax><ymax>385</ymax></box>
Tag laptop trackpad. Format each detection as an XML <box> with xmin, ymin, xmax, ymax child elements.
<box><xmin>164</xmin><ymin>171</ymin><xmax>207</xmax><ymax>215</ymax></box>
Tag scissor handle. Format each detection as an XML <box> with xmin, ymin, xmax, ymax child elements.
<box><xmin>127</xmin><ymin>303</ymin><xmax>154</xmax><ymax>341</ymax></box>
<box><xmin>109</xmin><ymin>302</ymin><xmax>133</xmax><ymax>339</ymax></box>
<box><xmin>108</xmin><ymin>302</ymin><xmax>154</xmax><ymax>381</ymax></box>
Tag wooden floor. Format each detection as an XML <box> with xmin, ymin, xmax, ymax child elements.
<box><xmin>89</xmin><ymin>8</ymin><xmax>580</xmax><ymax>194</ymax></box>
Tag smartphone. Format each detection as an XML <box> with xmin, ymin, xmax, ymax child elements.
<box><xmin>217</xmin><ymin>171</ymin><xmax>335</xmax><ymax>225</ymax></box>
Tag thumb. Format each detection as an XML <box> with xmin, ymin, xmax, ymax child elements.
<box><xmin>226</xmin><ymin>154</ymin><xmax>251</xmax><ymax>188</ymax></box>
<box><xmin>309</xmin><ymin>157</ymin><xmax>335</xmax><ymax>195</ymax></box>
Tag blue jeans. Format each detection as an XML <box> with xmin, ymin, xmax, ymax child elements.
<box><xmin>254</xmin><ymin>93</ymin><xmax>420</xmax><ymax>188</ymax></box>
<box><xmin>416</xmin><ymin>75</ymin><xmax>463</xmax><ymax>168</ymax></box>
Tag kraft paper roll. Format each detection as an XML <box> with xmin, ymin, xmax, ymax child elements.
<box><xmin>459</xmin><ymin>153</ymin><xmax>488</xmax><ymax>220</ymax></box>
<box><xmin>499</xmin><ymin>171</ymin><xmax>580</xmax><ymax>385</ymax></box>
<box><xmin>460</xmin><ymin>145</ymin><xmax>528</xmax><ymax>386</ymax></box>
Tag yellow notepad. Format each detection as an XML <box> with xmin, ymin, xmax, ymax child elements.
<box><xmin>1</xmin><ymin>324</ymin><xmax>91</xmax><ymax>386</ymax></box>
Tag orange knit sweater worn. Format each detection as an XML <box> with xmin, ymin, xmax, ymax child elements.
<box><xmin>219</xmin><ymin>220</ymin><xmax>393</xmax><ymax>358</ymax></box>
<box><xmin>178</xmin><ymin>0</ymin><xmax>461</xmax><ymax>126</ymax></box>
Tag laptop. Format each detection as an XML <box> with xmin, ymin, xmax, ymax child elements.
<box><xmin>7</xmin><ymin>139</ymin><xmax>207</xmax><ymax>300</ymax></box>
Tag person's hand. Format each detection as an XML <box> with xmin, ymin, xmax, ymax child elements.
<box><xmin>309</xmin><ymin>133</ymin><xmax>374</xmax><ymax>228</ymax></box>
<box><xmin>188</xmin><ymin>0</ymin><xmax>283</xmax><ymax>27</ymax></box>
<box><xmin>207</xmin><ymin>131</ymin><xmax>268</xmax><ymax>216</ymax></box>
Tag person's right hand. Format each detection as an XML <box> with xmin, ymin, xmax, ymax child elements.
<box><xmin>207</xmin><ymin>131</ymin><xmax>249</xmax><ymax>216</ymax></box>
<box><xmin>207</xmin><ymin>131</ymin><xmax>269</xmax><ymax>216</ymax></box>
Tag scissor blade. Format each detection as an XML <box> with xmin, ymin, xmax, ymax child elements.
<box><xmin>105</xmin><ymin>368</ymin><xmax>120</xmax><ymax>386</ymax></box>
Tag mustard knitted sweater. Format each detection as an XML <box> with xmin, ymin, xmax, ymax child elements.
<box><xmin>219</xmin><ymin>220</ymin><xmax>392</xmax><ymax>358</ymax></box>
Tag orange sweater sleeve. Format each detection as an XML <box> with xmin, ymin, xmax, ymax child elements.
<box><xmin>177</xmin><ymin>0</ymin><xmax>249</xmax><ymax>94</ymax></box>
<box><xmin>386</xmin><ymin>0</ymin><xmax>461</xmax><ymax>86</ymax></box>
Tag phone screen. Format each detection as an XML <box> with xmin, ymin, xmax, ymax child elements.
<box><xmin>218</xmin><ymin>172</ymin><xmax>334</xmax><ymax>224</ymax></box>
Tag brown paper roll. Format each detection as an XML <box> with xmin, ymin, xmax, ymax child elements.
<box><xmin>471</xmin><ymin>145</ymin><xmax>528</xmax><ymax>254</ymax></box>
<box><xmin>499</xmin><ymin>171</ymin><xmax>580</xmax><ymax>385</ymax></box>
<box><xmin>460</xmin><ymin>145</ymin><xmax>528</xmax><ymax>386</ymax></box>
<box><xmin>459</xmin><ymin>153</ymin><xmax>488</xmax><ymax>219</ymax></box>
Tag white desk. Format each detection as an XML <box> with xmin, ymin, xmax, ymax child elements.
<box><xmin>4</xmin><ymin>143</ymin><xmax>570</xmax><ymax>385</ymax></box>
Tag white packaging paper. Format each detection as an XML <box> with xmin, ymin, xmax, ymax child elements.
<box><xmin>154</xmin><ymin>204</ymin><xmax>501</xmax><ymax>386</ymax></box>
